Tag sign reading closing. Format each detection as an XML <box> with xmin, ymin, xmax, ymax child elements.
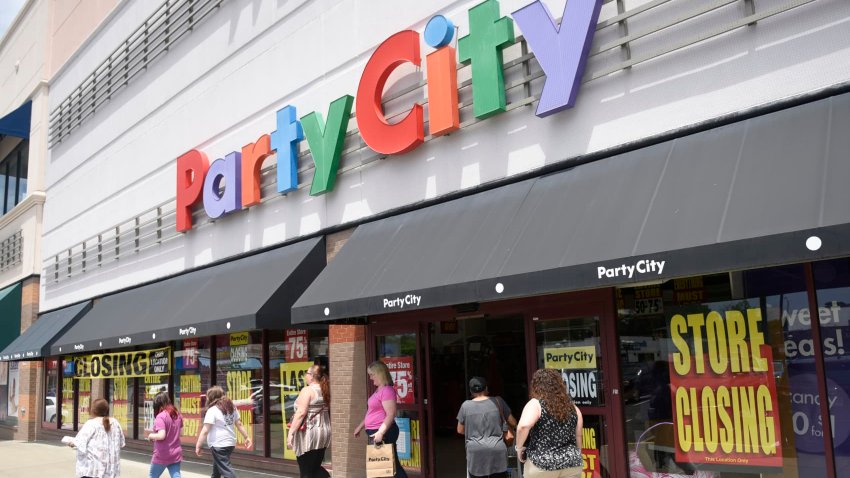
<box><xmin>669</xmin><ymin>305</ymin><xmax>782</xmax><ymax>471</ymax></box>
<box><xmin>544</xmin><ymin>346</ymin><xmax>599</xmax><ymax>406</ymax></box>
<box><xmin>74</xmin><ymin>347</ymin><xmax>171</xmax><ymax>379</ymax></box>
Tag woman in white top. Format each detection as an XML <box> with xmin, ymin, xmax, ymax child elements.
<box><xmin>195</xmin><ymin>386</ymin><xmax>252</xmax><ymax>478</ymax></box>
<box><xmin>67</xmin><ymin>398</ymin><xmax>126</xmax><ymax>478</ymax></box>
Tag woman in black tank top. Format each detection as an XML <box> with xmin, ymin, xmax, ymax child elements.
<box><xmin>515</xmin><ymin>369</ymin><xmax>584</xmax><ymax>478</ymax></box>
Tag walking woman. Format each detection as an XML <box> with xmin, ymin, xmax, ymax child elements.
<box><xmin>195</xmin><ymin>386</ymin><xmax>253</xmax><ymax>478</ymax></box>
<box><xmin>457</xmin><ymin>376</ymin><xmax>518</xmax><ymax>478</ymax></box>
<box><xmin>287</xmin><ymin>364</ymin><xmax>332</xmax><ymax>478</ymax></box>
<box><xmin>146</xmin><ymin>392</ymin><xmax>183</xmax><ymax>478</ymax></box>
<box><xmin>353</xmin><ymin>360</ymin><xmax>409</xmax><ymax>478</ymax></box>
<box><xmin>515</xmin><ymin>369</ymin><xmax>583</xmax><ymax>478</ymax></box>
<box><xmin>67</xmin><ymin>398</ymin><xmax>126</xmax><ymax>478</ymax></box>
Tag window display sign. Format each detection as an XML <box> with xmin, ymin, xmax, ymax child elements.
<box><xmin>398</xmin><ymin>417</ymin><xmax>422</xmax><ymax>473</ymax></box>
<box><xmin>74</xmin><ymin>347</ymin><xmax>171</xmax><ymax>379</ymax></box>
<box><xmin>544</xmin><ymin>346</ymin><xmax>599</xmax><ymax>406</ymax></box>
<box><xmin>669</xmin><ymin>305</ymin><xmax>783</xmax><ymax>472</ymax></box>
<box><xmin>7</xmin><ymin>362</ymin><xmax>18</xmax><ymax>418</ymax></box>
<box><xmin>582</xmin><ymin>425</ymin><xmax>601</xmax><ymax>478</ymax></box>
<box><xmin>285</xmin><ymin>329</ymin><xmax>308</xmax><ymax>362</ymax></box>
<box><xmin>226</xmin><ymin>369</ymin><xmax>254</xmax><ymax>447</ymax></box>
<box><xmin>382</xmin><ymin>356</ymin><xmax>414</xmax><ymax>405</ymax></box>
<box><xmin>179</xmin><ymin>374</ymin><xmax>203</xmax><ymax>444</ymax></box>
<box><xmin>280</xmin><ymin>361</ymin><xmax>311</xmax><ymax>460</ymax></box>
<box><xmin>112</xmin><ymin>377</ymin><xmax>130</xmax><ymax>432</ymax></box>
<box><xmin>182</xmin><ymin>339</ymin><xmax>198</xmax><ymax>369</ymax></box>
<box><xmin>78</xmin><ymin>379</ymin><xmax>91</xmax><ymax>427</ymax></box>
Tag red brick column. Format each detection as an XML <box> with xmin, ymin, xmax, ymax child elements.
<box><xmin>14</xmin><ymin>277</ymin><xmax>42</xmax><ymax>441</ymax></box>
<box><xmin>329</xmin><ymin>324</ymin><xmax>368</xmax><ymax>478</ymax></box>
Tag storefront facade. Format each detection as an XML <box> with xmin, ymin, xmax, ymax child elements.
<box><xmin>18</xmin><ymin>0</ymin><xmax>850</xmax><ymax>477</ymax></box>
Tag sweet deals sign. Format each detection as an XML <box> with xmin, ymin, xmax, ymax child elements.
<box><xmin>175</xmin><ymin>0</ymin><xmax>602</xmax><ymax>232</ymax></box>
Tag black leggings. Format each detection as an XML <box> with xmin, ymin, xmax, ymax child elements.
<box><xmin>470</xmin><ymin>473</ymin><xmax>508</xmax><ymax>478</ymax></box>
<box><xmin>296</xmin><ymin>448</ymin><xmax>330</xmax><ymax>478</ymax></box>
<box><xmin>367</xmin><ymin>422</ymin><xmax>409</xmax><ymax>478</ymax></box>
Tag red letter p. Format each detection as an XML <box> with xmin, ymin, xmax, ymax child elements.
<box><xmin>176</xmin><ymin>149</ymin><xmax>210</xmax><ymax>232</ymax></box>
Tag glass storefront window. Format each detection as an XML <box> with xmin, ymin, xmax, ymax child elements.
<box><xmin>619</xmin><ymin>269</ymin><xmax>827</xmax><ymax>478</ymax></box>
<box><xmin>109</xmin><ymin>377</ymin><xmax>135</xmax><ymax>438</ymax></box>
<box><xmin>139</xmin><ymin>374</ymin><xmax>169</xmax><ymax>435</ymax></box>
<box><xmin>175</xmin><ymin>338</ymin><xmax>211</xmax><ymax>445</ymax></box>
<box><xmin>61</xmin><ymin>357</ymin><xmax>74</xmax><ymax>430</ymax></box>
<box><xmin>45</xmin><ymin>359</ymin><xmax>59</xmax><ymax>424</ymax></box>
<box><xmin>0</xmin><ymin>361</ymin><xmax>8</xmax><ymax>424</ymax></box>
<box><xmin>270</xmin><ymin>328</ymin><xmax>329</xmax><ymax>460</ymax></box>
<box><xmin>217</xmin><ymin>332</ymin><xmax>263</xmax><ymax>456</ymax></box>
<box><xmin>77</xmin><ymin>377</ymin><xmax>92</xmax><ymax>429</ymax></box>
<box><xmin>535</xmin><ymin>317</ymin><xmax>603</xmax><ymax>406</ymax></box>
<box><xmin>813</xmin><ymin>258</ymin><xmax>850</xmax><ymax>472</ymax></box>
<box><xmin>376</xmin><ymin>332</ymin><xmax>420</xmax><ymax>476</ymax></box>
<box><xmin>535</xmin><ymin>317</ymin><xmax>607</xmax><ymax>477</ymax></box>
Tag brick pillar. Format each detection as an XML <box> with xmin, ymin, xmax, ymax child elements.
<box><xmin>329</xmin><ymin>324</ymin><xmax>368</xmax><ymax>478</ymax></box>
<box><xmin>14</xmin><ymin>277</ymin><xmax>42</xmax><ymax>441</ymax></box>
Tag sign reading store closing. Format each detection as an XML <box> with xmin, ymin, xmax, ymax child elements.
<box><xmin>73</xmin><ymin>347</ymin><xmax>171</xmax><ymax>379</ymax></box>
<box><xmin>669</xmin><ymin>303</ymin><xmax>782</xmax><ymax>472</ymax></box>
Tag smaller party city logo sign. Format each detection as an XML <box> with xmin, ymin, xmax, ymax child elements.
<box><xmin>176</xmin><ymin>0</ymin><xmax>602</xmax><ymax>232</ymax></box>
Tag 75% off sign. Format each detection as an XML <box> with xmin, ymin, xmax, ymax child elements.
<box><xmin>382</xmin><ymin>356</ymin><xmax>415</xmax><ymax>404</ymax></box>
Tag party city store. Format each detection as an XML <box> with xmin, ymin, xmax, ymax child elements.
<box><xmin>291</xmin><ymin>91</ymin><xmax>850</xmax><ymax>478</ymax></box>
<box><xmin>32</xmin><ymin>0</ymin><xmax>850</xmax><ymax>477</ymax></box>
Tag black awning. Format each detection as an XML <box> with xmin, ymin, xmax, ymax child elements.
<box><xmin>51</xmin><ymin>236</ymin><xmax>325</xmax><ymax>354</ymax></box>
<box><xmin>0</xmin><ymin>301</ymin><xmax>91</xmax><ymax>361</ymax></box>
<box><xmin>292</xmin><ymin>92</ymin><xmax>850</xmax><ymax>322</ymax></box>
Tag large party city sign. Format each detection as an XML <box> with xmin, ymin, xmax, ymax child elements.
<box><xmin>176</xmin><ymin>0</ymin><xmax>602</xmax><ymax>232</ymax></box>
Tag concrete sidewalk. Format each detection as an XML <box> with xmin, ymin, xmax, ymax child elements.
<box><xmin>0</xmin><ymin>440</ymin><xmax>296</xmax><ymax>478</ymax></box>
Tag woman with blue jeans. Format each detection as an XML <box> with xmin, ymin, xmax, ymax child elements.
<box><xmin>146</xmin><ymin>392</ymin><xmax>183</xmax><ymax>478</ymax></box>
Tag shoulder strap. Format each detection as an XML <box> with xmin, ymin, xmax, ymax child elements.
<box><xmin>489</xmin><ymin>397</ymin><xmax>507</xmax><ymax>423</ymax></box>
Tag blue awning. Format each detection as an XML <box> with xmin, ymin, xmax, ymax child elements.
<box><xmin>0</xmin><ymin>101</ymin><xmax>31</xmax><ymax>139</ymax></box>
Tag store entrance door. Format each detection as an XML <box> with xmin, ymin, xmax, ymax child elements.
<box><xmin>429</xmin><ymin>315</ymin><xmax>528</xmax><ymax>478</ymax></box>
<box><xmin>370</xmin><ymin>322</ymin><xmax>431</xmax><ymax>477</ymax></box>
<box><xmin>528</xmin><ymin>294</ymin><xmax>626</xmax><ymax>478</ymax></box>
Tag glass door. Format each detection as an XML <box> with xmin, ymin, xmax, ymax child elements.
<box><xmin>370</xmin><ymin>322</ymin><xmax>430</xmax><ymax>477</ymax></box>
<box><xmin>529</xmin><ymin>296</ymin><xmax>625</xmax><ymax>478</ymax></box>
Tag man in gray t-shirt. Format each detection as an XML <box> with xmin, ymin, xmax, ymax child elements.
<box><xmin>456</xmin><ymin>377</ymin><xmax>517</xmax><ymax>478</ymax></box>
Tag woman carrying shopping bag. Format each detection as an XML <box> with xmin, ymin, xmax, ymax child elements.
<box><xmin>353</xmin><ymin>360</ymin><xmax>409</xmax><ymax>478</ymax></box>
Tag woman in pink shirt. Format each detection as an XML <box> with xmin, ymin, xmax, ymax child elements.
<box><xmin>146</xmin><ymin>392</ymin><xmax>183</xmax><ymax>478</ymax></box>
<box><xmin>353</xmin><ymin>360</ymin><xmax>408</xmax><ymax>478</ymax></box>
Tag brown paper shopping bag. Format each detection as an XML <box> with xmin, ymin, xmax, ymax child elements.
<box><xmin>366</xmin><ymin>442</ymin><xmax>395</xmax><ymax>478</ymax></box>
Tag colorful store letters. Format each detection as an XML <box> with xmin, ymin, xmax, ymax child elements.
<box><xmin>176</xmin><ymin>0</ymin><xmax>602</xmax><ymax>232</ymax></box>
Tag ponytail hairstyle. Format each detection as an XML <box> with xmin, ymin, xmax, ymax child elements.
<box><xmin>90</xmin><ymin>398</ymin><xmax>112</xmax><ymax>432</ymax></box>
<box><xmin>310</xmin><ymin>364</ymin><xmax>330</xmax><ymax>406</ymax></box>
<box><xmin>205</xmin><ymin>385</ymin><xmax>235</xmax><ymax>415</ymax></box>
<box><xmin>153</xmin><ymin>391</ymin><xmax>179</xmax><ymax>420</ymax></box>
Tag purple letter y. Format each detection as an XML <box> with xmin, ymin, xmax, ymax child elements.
<box><xmin>513</xmin><ymin>0</ymin><xmax>602</xmax><ymax>117</ymax></box>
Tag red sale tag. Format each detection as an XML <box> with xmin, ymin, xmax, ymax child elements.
<box><xmin>285</xmin><ymin>329</ymin><xmax>309</xmax><ymax>361</ymax></box>
<box><xmin>381</xmin><ymin>356</ymin><xmax>415</xmax><ymax>404</ymax></box>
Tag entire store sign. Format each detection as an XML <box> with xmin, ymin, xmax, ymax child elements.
<box><xmin>175</xmin><ymin>0</ymin><xmax>603</xmax><ymax>232</ymax></box>
<box><xmin>669</xmin><ymin>305</ymin><xmax>783</xmax><ymax>471</ymax></box>
<box><xmin>73</xmin><ymin>347</ymin><xmax>171</xmax><ymax>379</ymax></box>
